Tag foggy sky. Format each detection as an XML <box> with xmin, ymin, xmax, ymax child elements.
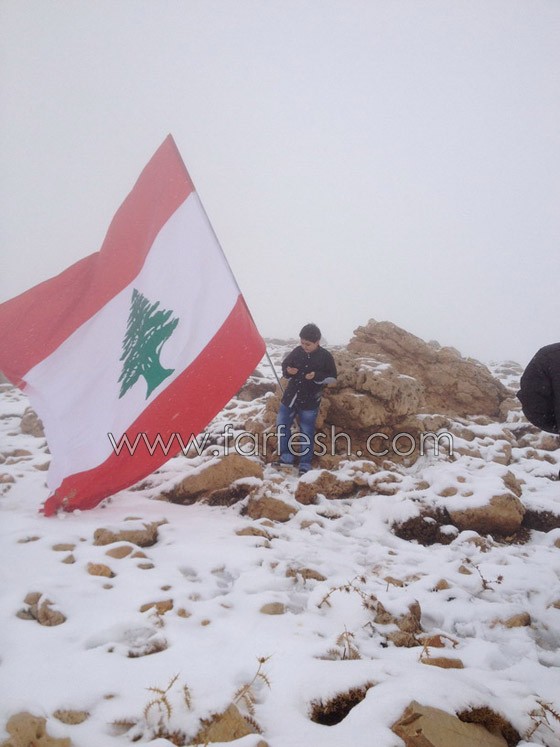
<box><xmin>1</xmin><ymin>0</ymin><xmax>559</xmax><ymax>366</ymax></box>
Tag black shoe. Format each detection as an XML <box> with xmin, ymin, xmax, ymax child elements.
<box><xmin>270</xmin><ymin>460</ymin><xmax>294</xmax><ymax>469</ymax></box>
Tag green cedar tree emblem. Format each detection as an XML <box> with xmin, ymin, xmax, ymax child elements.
<box><xmin>118</xmin><ymin>288</ymin><xmax>179</xmax><ymax>399</ymax></box>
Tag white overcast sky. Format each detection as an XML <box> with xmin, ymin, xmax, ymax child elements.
<box><xmin>1</xmin><ymin>0</ymin><xmax>559</xmax><ymax>366</ymax></box>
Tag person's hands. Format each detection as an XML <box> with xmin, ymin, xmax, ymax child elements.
<box><xmin>305</xmin><ymin>371</ymin><xmax>315</xmax><ymax>380</ymax></box>
<box><xmin>286</xmin><ymin>366</ymin><xmax>299</xmax><ymax>375</ymax></box>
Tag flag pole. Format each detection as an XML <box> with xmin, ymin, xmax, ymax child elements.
<box><xmin>187</xmin><ymin>171</ymin><xmax>284</xmax><ymax>395</ymax></box>
<box><xmin>265</xmin><ymin>349</ymin><xmax>284</xmax><ymax>394</ymax></box>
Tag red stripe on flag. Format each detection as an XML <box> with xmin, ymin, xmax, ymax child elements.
<box><xmin>0</xmin><ymin>135</ymin><xmax>193</xmax><ymax>385</ymax></box>
<box><xmin>42</xmin><ymin>295</ymin><xmax>265</xmax><ymax>515</ymax></box>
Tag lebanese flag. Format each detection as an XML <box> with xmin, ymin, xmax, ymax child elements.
<box><xmin>0</xmin><ymin>135</ymin><xmax>265</xmax><ymax>515</ymax></box>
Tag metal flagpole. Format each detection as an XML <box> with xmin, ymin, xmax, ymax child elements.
<box><xmin>187</xmin><ymin>172</ymin><xmax>284</xmax><ymax>396</ymax></box>
<box><xmin>266</xmin><ymin>349</ymin><xmax>284</xmax><ymax>394</ymax></box>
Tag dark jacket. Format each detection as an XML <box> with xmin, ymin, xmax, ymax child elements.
<box><xmin>281</xmin><ymin>345</ymin><xmax>337</xmax><ymax>410</ymax></box>
<box><xmin>517</xmin><ymin>343</ymin><xmax>560</xmax><ymax>434</ymax></box>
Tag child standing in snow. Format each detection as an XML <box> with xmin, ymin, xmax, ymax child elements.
<box><xmin>274</xmin><ymin>323</ymin><xmax>337</xmax><ymax>475</ymax></box>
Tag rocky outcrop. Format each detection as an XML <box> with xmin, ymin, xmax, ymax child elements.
<box><xmin>256</xmin><ymin>320</ymin><xmax>507</xmax><ymax>470</ymax></box>
<box><xmin>325</xmin><ymin>350</ymin><xmax>425</xmax><ymax>428</ymax></box>
<box><xmin>347</xmin><ymin>320</ymin><xmax>508</xmax><ymax>417</ymax></box>
<box><xmin>449</xmin><ymin>493</ymin><xmax>525</xmax><ymax>537</ymax></box>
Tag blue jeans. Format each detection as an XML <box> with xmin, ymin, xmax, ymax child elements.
<box><xmin>276</xmin><ymin>402</ymin><xmax>319</xmax><ymax>472</ymax></box>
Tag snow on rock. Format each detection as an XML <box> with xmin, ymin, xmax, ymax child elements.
<box><xmin>347</xmin><ymin>319</ymin><xmax>509</xmax><ymax>417</ymax></box>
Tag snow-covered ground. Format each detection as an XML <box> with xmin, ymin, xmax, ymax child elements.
<box><xmin>0</xmin><ymin>350</ymin><xmax>559</xmax><ymax>746</ymax></box>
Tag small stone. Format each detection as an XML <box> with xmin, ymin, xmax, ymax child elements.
<box><xmin>87</xmin><ymin>563</ymin><xmax>115</xmax><ymax>578</ymax></box>
<box><xmin>374</xmin><ymin>602</ymin><xmax>398</xmax><ymax>625</ymax></box>
<box><xmin>503</xmin><ymin>612</ymin><xmax>531</xmax><ymax>628</ymax></box>
<box><xmin>192</xmin><ymin>703</ymin><xmax>258</xmax><ymax>743</ymax></box>
<box><xmin>137</xmin><ymin>562</ymin><xmax>155</xmax><ymax>570</ymax></box>
<box><xmin>286</xmin><ymin>567</ymin><xmax>326</xmax><ymax>582</ymax></box>
<box><xmin>434</xmin><ymin>579</ymin><xmax>451</xmax><ymax>591</ymax></box>
<box><xmin>386</xmin><ymin>631</ymin><xmax>419</xmax><ymax>647</ymax></box>
<box><xmin>245</xmin><ymin>496</ymin><xmax>297</xmax><ymax>522</ymax></box>
<box><xmin>105</xmin><ymin>545</ymin><xmax>133</xmax><ymax>559</ymax></box>
<box><xmin>52</xmin><ymin>544</ymin><xmax>75</xmax><ymax>552</ymax></box>
<box><xmin>35</xmin><ymin>599</ymin><xmax>66</xmax><ymax>626</ymax></box>
<box><xmin>93</xmin><ymin>520</ymin><xmax>164</xmax><ymax>547</ymax></box>
<box><xmin>458</xmin><ymin>565</ymin><xmax>472</xmax><ymax>575</ymax></box>
<box><xmin>62</xmin><ymin>554</ymin><xmax>75</xmax><ymax>564</ymax></box>
<box><xmin>420</xmin><ymin>656</ymin><xmax>464</xmax><ymax>669</ymax></box>
<box><xmin>177</xmin><ymin>608</ymin><xmax>191</xmax><ymax>618</ymax></box>
<box><xmin>236</xmin><ymin>527</ymin><xmax>271</xmax><ymax>538</ymax></box>
<box><xmin>384</xmin><ymin>576</ymin><xmax>404</xmax><ymax>587</ymax></box>
<box><xmin>260</xmin><ymin>602</ymin><xmax>286</xmax><ymax>615</ymax></box>
<box><xmin>24</xmin><ymin>592</ymin><xmax>42</xmax><ymax>606</ymax></box>
<box><xmin>395</xmin><ymin>601</ymin><xmax>422</xmax><ymax>635</ymax></box>
<box><xmin>16</xmin><ymin>609</ymin><xmax>34</xmax><ymax>620</ymax></box>
<box><xmin>53</xmin><ymin>709</ymin><xmax>89</xmax><ymax>725</ymax></box>
<box><xmin>20</xmin><ymin>408</ymin><xmax>45</xmax><ymax>436</ymax></box>
<box><xmin>419</xmin><ymin>634</ymin><xmax>459</xmax><ymax>649</ymax></box>
<box><xmin>502</xmin><ymin>470</ymin><xmax>523</xmax><ymax>497</ymax></box>
<box><xmin>139</xmin><ymin>600</ymin><xmax>173</xmax><ymax>615</ymax></box>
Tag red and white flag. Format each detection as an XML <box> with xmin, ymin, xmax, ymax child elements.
<box><xmin>0</xmin><ymin>135</ymin><xmax>265</xmax><ymax>514</ymax></box>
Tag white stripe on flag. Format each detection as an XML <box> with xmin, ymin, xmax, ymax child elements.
<box><xmin>24</xmin><ymin>192</ymin><xmax>239</xmax><ymax>489</ymax></box>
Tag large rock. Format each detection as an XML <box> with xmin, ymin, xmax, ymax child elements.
<box><xmin>325</xmin><ymin>351</ymin><xmax>425</xmax><ymax>429</ymax></box>
<box><xmin>392</xmin><ymin>701</ymin><xmax>507</xmax><ymax>747</ymax></box>
<box><xmin>347</xmin><ymin>320</ymin><xmax>508</xmax><ymax>417</ymax></box>
<box><xmin>164</xmin><ymin>454</ymin><xmax>263</xmax><ymax>504</ymax></box>
<box><xmin>0</xmin><ymin>712</ymin><xmax>71</xmax><ymax>747</ymax></box>
<box><xmin>449</xmin><ymin>493</ymin><xmax>525</xmax><ymax>536</ymax></box>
